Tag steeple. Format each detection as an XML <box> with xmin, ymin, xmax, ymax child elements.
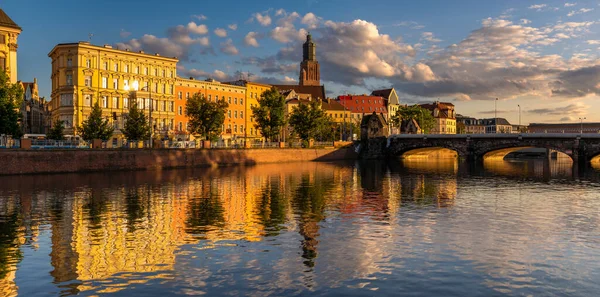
<box><xmin>299</xmin><ymin>32</ymin><xmax>320</xmax><ymax>86</ymax></box>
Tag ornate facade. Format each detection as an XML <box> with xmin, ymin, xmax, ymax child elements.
<box><xmin>0</xmin><ymin>9</ymin><xmax>20</xmax><ymax>84</ymax></box>
<box><xmin>48</xmin><ymin>42</ymin><xmax>178</xmax><ymax>138</ymax></box>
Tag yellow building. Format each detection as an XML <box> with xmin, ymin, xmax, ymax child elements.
<box><xmin>226</xmin><ymin>80</ymin><xmax>272</xmax><ymax>142</ymax></box>
<box><xmin>48</xmin><ymin>42</ymin><xmax>178</xmax><ymax>139</ymax></box>
<box><xmin>419</xmin><ymin>101</ymin><xmax>456</xmax><ymax>134</ymax></box>
<box><xmin>0</xmin><ymin>9</ymin><xmax>20</xmax><ymax>84</ymax></box>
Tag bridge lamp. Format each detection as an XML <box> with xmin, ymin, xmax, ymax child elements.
<box><xmin>579</xmin><ymin>117</ymin><xmax>586</xmax><ymax>134</ymax></box>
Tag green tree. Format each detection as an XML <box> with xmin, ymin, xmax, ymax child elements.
<box><xmin>122</xmin><ymin>99</ymin><xmax>151</xmax><ymax>142</ymax></box>
<box><xmin>186</xmin><ymin>93</ymin><xmax>228</xmax><ymax>140</ymax></box>
<box><xmin>0</xmin><ymin>70</ymin><xmax>24</xmax><ymax>138</ymax></box>
<box><xmin>80</xmin><ymin>102</ymin><xmax>114</xmax><ymax>141</ymax></box>
<box><xmin>391</xmin><ymin>105</ymin><xmax>436</xmax><ymax>134</ymax></box>
<box><xmin>457</xmin><ymin>121</ymin><xmax>466</xmax><ymax>134</ymax></box>
<box><xmin>47</xmin><ymin>119</ymin><xmax>65</xmax><ymax>140</ymax></box>
<box><xmin>251</xmin><ymin>87</ymin><xmax>287</xmax><ymax>142</ymax></box>
<box><xmin>289</xmin><ymin>101</ymin><xmax>330</xmax><ymax>142</ymax></box>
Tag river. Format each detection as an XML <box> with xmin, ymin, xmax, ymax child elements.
<box><xmin>1</xmin><ymin>159</ymin><xmax>599</xmax><ymax>296</ymax></box>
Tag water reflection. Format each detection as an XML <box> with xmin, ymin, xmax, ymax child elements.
<box><xmin>0</xmin><ymin>159</ymin><xmax>599</xmax><ymax>296</ymax></box>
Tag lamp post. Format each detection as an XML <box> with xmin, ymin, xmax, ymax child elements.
<box><xmin>518</xmin><ymin>104</ymin><xmax>521</xmax><ymax>131</ymax></box>
<box><xmin>495</xmin><ymin>98</ymin><xmax>498</xmax><ymax>134</ymax></box>
<box><xmin>579</xmin><ymin>117</ymin><xmax>586</xmax><ymax>134</ymax></box>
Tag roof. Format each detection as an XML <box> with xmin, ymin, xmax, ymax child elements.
<box><xmin>371</xmin><ymin>89</ymin><xmax>392</xmax><ymax>99</ymax></box>
<box><xmin>0</xmin><ymin>9</ymin><xmax>20</xmax><ymax>30</ymax></box>
<box><xmin>320</xmin><ymin>99</ymin><xmax>346</xmax><ymax>111</ymax></box>
<box><xmin>272</xmin><ymin>84</ymin><xmax>326</xmax><ymax>100</ymax></box>
<box><xmin>49</xmin><ymin>42</ymin><xmax>179</xmax><ymax>61</ymax></box>
<box><xmin>480</xmin><ymin>118</ymin><xmax>512</xmax><ymax>126</ymax></box>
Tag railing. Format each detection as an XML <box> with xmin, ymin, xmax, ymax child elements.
<box><xmin>31</xmin><ymin>139</ymin><xmax>89</xmax><ymax>149</ymax></box>
<box><xmin>0</xmin><ymin>138</ymin><xmax>20</xmax><ymax>149</ymax></box>
<box><xmin>313</xmin><ymin>141</ymin><xmax>335</xmax><ymax>147</ymax></box>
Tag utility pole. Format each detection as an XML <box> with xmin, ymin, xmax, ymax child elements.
<box><xmin>579</xmin><ymin>117</ymin><xmax>586</xmax><ymax>134</ymax></box>
<box><xmin>495</xmin><ymin>98</ymin><xmax>498</xmax><ymax>134</ymax></box>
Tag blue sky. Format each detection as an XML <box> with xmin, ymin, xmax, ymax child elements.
<box><xmin>4</xmin><ymin>0</ymin><xmax>600</xmax><ymax>124</ymax></box>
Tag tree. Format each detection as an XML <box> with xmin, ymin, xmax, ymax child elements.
<box><xmin>457</xmin><ymin>121</ymin><xmax>466</xmax><ymax>134</ymax></box>
<box><xmin>47</xmin><ymin>119</ymin><xmax>65</xmax><ymax>140</ymax></box>
<box><xmin>391</xmin><ymin>105</ymin><xmax>436</xmax><ymax>134</ymax></box>
<box><xmin>251</xmin><ymin>87</ymin><xmax>286</xmax><ymax>142</ymax></box>
<box><xmin>186</xmin><ymin>93</ymin><xmax>228</xmax><ymax>140</ymax></box>
<box><xmin>289</xmin><ymin>101</ymin><xmax>330</xmax><ymax>142</ymax></box>
<box><xmin>122</xmin><ymin>99</ymin><xmax>151</xmax><ymax>142</ymax></box>
<box><xmin>0</xmin><ymin>70</ymin><xmax>24</xmax><ymax>138</ymax></box>
<box><xmin>79</xmin><ymin>102</ymin><xmax>114</xmax><ymax>141</ymax></box>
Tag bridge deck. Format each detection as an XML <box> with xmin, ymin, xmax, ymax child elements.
<box><xmin>390</xmin><ymin>133</ymin><xmax>600</xmax><ymax>139</ymax></box>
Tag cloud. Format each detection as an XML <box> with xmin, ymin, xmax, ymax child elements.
<box><xmin>220</xmin><ymin>39</ymin><xmax>239</xmax><ymax>55</ymax></box>
<box><xmin>253</xmin><ymin>12</ymin><xmax>272</xmax><ymax>26</ymax></box>
<box><xmin>192</xmin><ymin>14</ymin><xmax>207</xmax><ymax>21</ymax></box>
<box><xmin>567</xmin><ymin>8</ymin><xmax>593</xmax><ymax>17</ymax></box>
<box><xmin>520</xmin><ymin>19</ymin><xmax>531</xmax><ymax>24</ymax></box>
<box><xmin>270</xmin><ymin>11</ymin><xmax>306</xmax><ymax>43</ymax></box>
<box><xmin>244</xmin><ymin>32</ymin><xmax>260</xmax><ymax>47</ymax></box>
<box><xmin>555</xmin><ymin>33</ymin><xmax>571</xmax><ymax>39</ymax></box>
<box><xmin>528</xmin><ymin>4</ymin><xmax>547</xmax><ymax>10</ymax></box>
<box><xmin>240</xmin><ymin>56</ymin><xmax>297</xmax><ymax>74</ymax></box>
<box><xmin>421</xmin><ymin>32</ymin><xmax>442</xmax><ymax>42</ymax></box>
<box><xmin>527</xmin><ymin>103</ymin><xmax>588</xmax><ymax>116</ymax></box>
<box><xmin>120</xmin><ymin>29</ymin><xmax>131</xmax><ymax>38</ymax></box>
<box><xmin>301</xmin><ymin>13</ymin><xmax>320</xmax><ymax>29</ymax></box>
<box><xmin>586</xmin><ymin>40</ymin><xmax>600</xmax><ymax>45</ymax></box>
<box><xmin>478</xmin><ymin>109</ymin><xmax>513</xmax><ymax>115</ymax></box>
<box><xmin>185</xmin><ymin>22</ymin><xmax>209</xmax><ymax>35</ymax></box>
<box><xmin>214</xmin><ymin>28</ymin><xmax>227</xmax><ymax>37</ymax></box>
<box><xmin>565</xmin><ymin>2</ymin><xmax>577</xmax><ymax>7</ymax></box>
<box><xmin>178</xmin><ymin>66</ymin><xmax>233</xmax><ymax>81</ymax></box>
<box><xmin>228</xmin><ymin>24</ymin><xmax>238</xmax><ymax>30</ymax></box>
<box><xmin>116</xmin><ymin>34</ymin><xmax>185</xmax><ymax>58</ymax></box>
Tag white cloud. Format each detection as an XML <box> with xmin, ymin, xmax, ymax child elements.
<box><xmin>586</xmin><ymin>40</ymin><xmax>600</xmax><ymax>45</ymax></box>
<box><xmin>555</xmin><ymin>33</ymin><xmax>570</xmax><ymax>39</ymax></box>
<box><xmin>186</xmin><ymin>22</ymin><xmax>208</xmax><ymax>35</ymax></box>
<box><xmin>528</xmin><ymin>4</ymin><xmax>547</xmax><ymax>10</ymax></box>
<box><xmin>120</xmin><ymin>29</ymin><xmax>131</xmax><ymax>38</ymax></box>
<box><xmin>270</xmin><ymin>11</ymin><xmax>306</xmax><ymax>43</ymax></box>
<box><xmin>244</xmin><ymin>32</ymin><xmax>260</xmax><ymax>47</ymax></box>
<box><xmin>192</xmin><ymin>14</ymin><xmax>207</xmax><ymax>21</ymax></box>
<box><xmin>116</xmin><ymin>34</ymin><xmax>185</xmax><ymax>59</ymax></box>
<box><xmin>421</xmin><ymin>32</ymin><xmax>442</xmax><ymax>42</ymax></box>
<box><xmin>520</xmin><ymin>19</ymin><xmax>531</xmax><ymax>24</ymax></box>
<box><xmin>565</xmin><ymin>2</ymin><xmax>577</xmax><ymax>7</ymax></box>
<box><xmin>228</xmin><ymin>24</ymin><xmax>238</xmax><ymax>30</ymax></box>
<box><xmin>253</xmin><ymin>12</ymin><xmax>272</xmax><ymax>26</ymax></box>
<box><xmin>220</xmin><ymin>39</ymin><xmax>239</xmax><ymax>55</ymax></box>
<box><xmin>567</xmin><ymin>8</ymin><xmax>593</xmax><ymax>17</ymax></box>
<box><xmin>301</xmin><ymin>13</ymin><xmax>320</xmax><ymax>29</ymax></box>
<box><xmin>214</xmin><ymin>28</ymin><xmax>227</xmax><ymax>37</ymax></box>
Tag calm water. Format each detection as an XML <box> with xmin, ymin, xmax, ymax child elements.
<box><xmin>1</xmin><ymin>159</ymin><xmax>600</xmax><ymax>296</ymax></box>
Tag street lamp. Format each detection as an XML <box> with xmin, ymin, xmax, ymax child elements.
<box><xmin>495</xmin><ymin>98</ymin><xmax>498</xmax><ymax>134</ymax></box>
<box><xmin>518</xmin><ymin>104</ymin><xmax>521</xmax><ymax>128</ymax></box>
<box><xmin>579</xmin><ymin>117</ymin><xmax>586</xmax><ymax>134</ymax></box>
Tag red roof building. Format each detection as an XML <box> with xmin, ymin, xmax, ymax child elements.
<box><xmin>337</xmin><ymin>95</ymin><xmax>388</xmax><ymax>115</ymax></box>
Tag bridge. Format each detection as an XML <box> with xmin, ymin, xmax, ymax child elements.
<box><xmin>359</xmin><ymin>134</ymin><xmax>600</xmax><ymax>165</ymax></box>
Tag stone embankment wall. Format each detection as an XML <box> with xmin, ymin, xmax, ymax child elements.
<box><xmin>0</xmin><ymin>147</ymin><xmax>357</xmax><ymax>175</ymax></box>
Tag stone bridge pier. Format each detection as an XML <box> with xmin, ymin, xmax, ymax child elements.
<box><xmin>359</xmin><ymin>134</ymin><xmax>600</xmax><ymax>166</ymax></box>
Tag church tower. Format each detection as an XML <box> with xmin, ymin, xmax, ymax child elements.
<box><xmin>0</xmin><ymin>9</ymin><xmax>21</xmax><ymax>84</ymax></box>
<box><xmin>299</xmin><ymin>33</ymin><xmax>320</xmax><ymax>86</ymax></box>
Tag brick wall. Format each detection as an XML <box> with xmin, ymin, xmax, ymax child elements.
<box><xmin>0</xmin><ymin>148</ymin><xmax>357</xmax><ymax>175</ymax></box>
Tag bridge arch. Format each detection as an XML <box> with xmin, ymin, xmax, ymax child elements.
<box><xmin>480</xmin><ymin>146</ymin><xmax>574</xmax><ymax>161</ymax></box>
<box><xmin>386</xmin><ymin>137</ymin><xmax>469</xmax><ymax>159</ymax></box>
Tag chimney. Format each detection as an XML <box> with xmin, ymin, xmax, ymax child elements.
<box><xmin>33</xmin><ymin>77</ymin><xmax>37</xmax><ymax>84</ymax></box>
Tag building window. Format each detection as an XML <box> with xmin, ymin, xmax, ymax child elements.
<box><xmin>102</xmin><ymin>77</ymin><xmax>108</xmax><ymax>88</ymax></box>
<box><xmin>103</xmin><ymin>62</ymin><xmax>108</xmax><ymax>70</ymax></box>
<box><xmin>144</xmin><ymin>67</ymin><xmax>148</xmax><ymax>75</ymax></box>
<box><xmin>114</xmin><ymin>63</ymin><xmax>118</xmax><ymax>72</ymax></box>
<box><xmin>234</xmin><ymin>111</ymin><xmax>237</xmax><ymax>118</ymax></box>
<box><xmin>240</xmin><ymin>98</ymin><xmax>243</xmax><ymax>105</ymax></box>
<box><xmin>84</xmin><ymin>76</ymin><xmax>91</xmax><ymax>87</ymax></box>
<box><xmin>222</xmin><ymin>96</ymin><xmax>225</xmax><ymax>101</ymax></box>
<box><xmin>124</xmin><ymin>97</ymin><xmax>129</xmax><ymax>109</ymax></box>
<box><xmin>154</xmin><ymin>69</ymin><xmax>158</xmax><ymax>76</ymax></box>
<box><xmin>0</xmin><ymin>35</ymin><xmax>5</xmax><ymax>44</ymax></box>
<box><xmin>102</xmin><ymin>96</ymin><xmax>108</xmax><ymax>108</ymax></box>
<box><xmin>113</xmin><ymin>78</ymin><xmax>118</xmax><ymax>89</ymax></box>
<box><xmin>169</xmin><ymin>101</ymin><xmax>174</xmax><ymax>112</ymax></box>
<box><xmin>124</xmin><ymin>79</ymin><xmax>129</xmax><ymax>90</ymax></box>
<box><xmin>154</xmin><ymin>83</ymin><xmax>158</xmax><ymax>93</ymax></box>
<box><xmin>178</xmin><ymin>92</ymin><xmax>182</xmax><ymax>99</ymax></box>
<box><xmin>241</xmin><ymin>125</ymin><xmax>244</xmax><ymax>133</ymax></box>
<box><xmin>234</xmin><ymin>125</ymin><xmax>238</xmax><ymax>133</ymax></box>
<box><xmin>66</xmin><ymin>74</ymin><xmax>73</xmax><ymax>86</ymax></box>
<box><xmin>0</xmin><ymin>57</ymin><xmax>5</xmax><ymax>70</ymax></box>
<box><xmin>86</xmin><ymin>59</ymin><xmax>91</xmax><ymax>68</ymax></box>
<box><xmin>228</xmin><ymin>110</ymin><xmax>231</xmax><ymax>118</ymax></box>
<box><xmin>124</xmin><ymin>64</ymin><xmax>129</xmax><ymax>73</ymax></box>
<box><xmin>234</xmin><ymin>98</ymin><xmax>238</xmax><ymax>104</ymax></box>
<box><xmin>251</xmin><ymin>128</ymin><xmax>254</xmax><ymax>135</ymax></box>
<box><xmin>178</xmin><ymin>122</ymin><xmax>182</xmax><ymax>131</ymax></box>
<box><xmin>208</xmin><ymin>94</ymin><xmax>211</xmax><ymax>100</ymax></box>
<box><xmin>83</xmin><ymin>94</ymin><xmax>91</xmax><ymax>106</ymax></box>
<box><xmin>240</xmin><ymin>111</ymin><xmax>243</xmax><ymax>119</ymax></box>
<box><xmin>58</xmin><ymin>94</ymin><xmax>71</xmax><ymax>106</ymax></box>
<box><xmin>163</xmin><ymin>83</ymin><xmax>167</xmax><ymax>94</ymax></box>
<box><xmin>228</xmin><ymin>97</ymin><xmax>232</xmax><ymax>104</ymax></box>
<box><xmin>178</xmin><ymin>106</ymin><xmax>182</xmax><ymax>115</ymax></box>
<box><xmin>186</xmin><ymin>92</ymin><xmax>190</xmax><ymax>99</ymax></box>
<box><xmin>169</xmin><ymin>85</ymin><xmax>173</xmax><ymax>94</ymax></box>
<box><xmin>67</xmin><ymin>57</ymin><xmax>72</xmax><ymax>67</ymax></box>
<box><xmin>112</xmin><ymin>97</ymin><xmax>119</xmax><ymax>108</ymax></box>
<box><xmin>162</xmin><ymin>70</ymin><xmax>166</xmax><ymax>77</ymax></box>
<box><xmin>135</xmin><ymin>66</ymin><xmax>139</xmax><ymax>74</ymax></box>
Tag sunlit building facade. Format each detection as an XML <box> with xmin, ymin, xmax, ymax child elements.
<box><xmin>48</xmin><ymin>42</ymin><xmax>178</xmax><ymax>138</ymax></box>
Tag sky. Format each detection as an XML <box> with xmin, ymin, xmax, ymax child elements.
<box><xmin>4</xmin><ymin>0</ymin><xmax>600</xmax><ymax>124</ymax></box>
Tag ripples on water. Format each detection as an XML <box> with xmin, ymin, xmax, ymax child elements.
<box><xmin>1</xmin><ymin>159</ymin><xmax>600</xmax><ymax>296</ymax></box>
